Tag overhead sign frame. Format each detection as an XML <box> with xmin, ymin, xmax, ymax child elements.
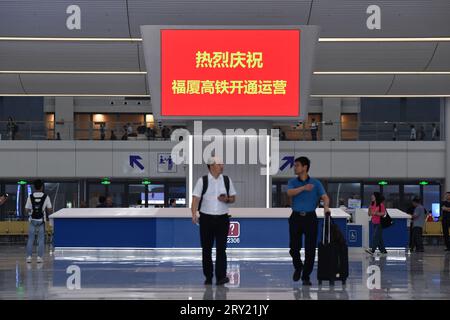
<box><xmin>141</xmin><ymin>25</ymin><xmax>319</xmax><ymax>121</ymax></box>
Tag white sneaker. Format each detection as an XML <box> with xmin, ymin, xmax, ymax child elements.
<box><xmin>36</xmin><ymin>257</ymin><xmax>43</xmax><ymax>263</ymax></box>
<box><xmin>26</xmin><ymin>256</ymin><xmax>32</xmax><ymax>263</ymax></box>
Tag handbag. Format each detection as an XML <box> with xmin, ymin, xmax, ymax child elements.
<box><xmin>380</xmin><ymin>209</ymin><xmax>394</xmax><ymax>229</ymax></box>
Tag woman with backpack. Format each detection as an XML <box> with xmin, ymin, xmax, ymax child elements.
<box><xmin>366</xmin><ymin>192</ymin><xmax>388</xmax><ymax>256</ymax></box>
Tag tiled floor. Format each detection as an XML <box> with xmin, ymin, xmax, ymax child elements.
<box><xmin>0</xmin><ymin>245</ymin><xmax>449</xmax><ymax>299</ymax></box>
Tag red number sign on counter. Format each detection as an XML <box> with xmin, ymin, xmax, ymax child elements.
<box><xmin>228</xmin><ymin>221</ymin><xmax>240</xmax><ymax>238</ymax></box>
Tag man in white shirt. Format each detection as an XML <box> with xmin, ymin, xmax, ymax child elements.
<box><xmin>25</xmin><ymin>180</ymin><xmax>53</xmax><ymax>263</ymax></box>
<box><xmin>191</xmin><ymin>157</ymin><xmax>237</xmax><ymax>286</ymax></box>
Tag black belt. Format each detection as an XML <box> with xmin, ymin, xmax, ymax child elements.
<box><xmin>199</xmin><ymin>212</ymin><xmax>230</xmax><ymax>218</ymax></box>
<box><xmin>292</xmin><ymin>211</ymin><xmax>315</xmax><ymax>216</ymax></box>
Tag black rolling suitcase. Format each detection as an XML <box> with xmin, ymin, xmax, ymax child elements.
<box><xmin>317</xmin><ymin>212</ymin><xmax>349</xmax><ymax>286</ymax></box>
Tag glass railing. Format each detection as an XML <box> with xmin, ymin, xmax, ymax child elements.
<box><xmin>0</xmin><ymin>121</ymin><xmax>179</xmax><ymax>141</ymax></box>
<box><xmin>0</xmin><ymin>121</ymin><xmax>444</xmax><ymax>141</ymax></box>
<box><xmin>277</xmin><ymin>121</ymin><xmax>443</xmax><ymax>141</ymax></box>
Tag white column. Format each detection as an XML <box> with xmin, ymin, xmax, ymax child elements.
<box><xmin>54</xmin><ymin>97</ymin><xmax>74</xmax><ymax>140</ymax></box>
<box><xmin>322</xmin><ymin>98</ymin><xmax>342</xmax><ymax>141</ymax></box>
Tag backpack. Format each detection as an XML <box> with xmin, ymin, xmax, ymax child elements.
<box><xmin>30</xmin><ymin>193</ymin><xmax>47</xmax><ymax>221</ymax></box>
<box><xmin>198</xmin><ymin>175</ymin><xmax>230</xmax><ymax>212</ymax></box>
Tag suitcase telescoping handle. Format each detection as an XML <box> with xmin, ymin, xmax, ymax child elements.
<box><xmin>323</xmin><ymin>211</ymin><xmax>331</xmax><ymax>244</ymax></box>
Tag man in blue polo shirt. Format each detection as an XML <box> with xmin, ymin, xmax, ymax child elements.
<box><xmin>287</xmin><ymin>156</ymin><xmax>330</xmax><ymax>286</ymax></box>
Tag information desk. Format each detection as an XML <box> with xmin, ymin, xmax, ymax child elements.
<box><xmin>50</xmin><ymin>208</ymin><xmax>350</xmax><ymax>249</ymax></box>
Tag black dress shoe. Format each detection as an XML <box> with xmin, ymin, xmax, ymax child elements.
<box><xmin>302</xmin><ymin>279</ymin><xmax>312</xmax><ymax>286</ymax></box>
<box><xmin>216</xmin><ymin>277</ymin><xmax>230</xmax><ymax>286</ymax></box>
<box><xmin>293</xmin><ymin>268</ymin><xmax>302</xmax><ymax>282</ymax></box>
<box><xmin>204</xmin><ymin>278</ymin><xmax>213</xmax><ymax>285</ymax></box>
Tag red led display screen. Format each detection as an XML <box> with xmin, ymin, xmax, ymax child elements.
<box><xmin>160</xmin><ymin>29</ymin><xmax>300</xmax><ymax>117</ymax></box>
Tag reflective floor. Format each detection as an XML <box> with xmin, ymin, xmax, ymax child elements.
<box><xmin>0</xmin><ymin>244</ymin><xmax>449</xmax><ymax>300</ymax></box>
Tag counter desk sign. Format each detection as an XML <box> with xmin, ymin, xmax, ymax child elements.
<box><xmin>227</xmin><ymin>221</ymin><xmax>240</xmax><ymax>244</ymax></box>
<box><xmin>157</xmin><ymin>153</ymin><xmax>176</xmax><ymax>173</ymax></box>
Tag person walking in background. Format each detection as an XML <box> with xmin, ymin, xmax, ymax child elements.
<box><xmin>126</xmin><ymin>123</ymin><xmax>133</xmax><ymax>136</ymax></box>
<box><xmin>411</xmin><ymin>197</ymin><xmax>426</xmax><ymax>252</ymax></box>
<box><xmin>366</xmin><ymin>192</ymin><xmax>388</xmax><ymax>256</ymax></box>
<box><xmin>431</xmin><ymin>123</ymin><xmax>440</xmax><ymax>141</ymax></box>
<box><xmin>169</xmin><ymin>198</ymin><xmax>177</xmax><ymax>208</ymax></box>
<box><xmin>310</xmin><ymin>118</ymin><xmax>318</xmax><ymax>141</ymax></box>
<box><xmin>26</xmin><ymin>180</ymin><xmax>52</xmax><ymax>263</ymax></box>
<box><xmin>410</xmin><ymin>125</ymin><xmax>416</xmax><ymax>141</ymax></box>
<box><xmin>121</xmin><ymin>125</ymin><xmax>128</xmax><ymax>140</ymax></box>
<box><xmin>441</xmin><ymin>192</ymin><xmax>450</xmax><ymax>252</ymax></box>
<box><xmin>96</xmin><ymin>196</ymin><xmax>107</xmax><ymax>208</ymax></box>
<box><xmin>110</xmin><ymin>130</ymin><xmax>117</xmax><ymax>140</ymax></box>
<box><xmin>418</xmin><ymin>126</ymin><xmax>426</xmax><ymax>141</ymax></box>
<box><xmin>100</xmin><ymin>123</ymin><xmax>106</xmax><ymax>140</ymax></box>
<box><xmin>7</xmin><ymin>116</ymin><xmax>17</xmax><ymax>140</ymax></box>
<box><xmin>392</xmin><ymin>123</ymin><xmax>398</xmax><ymax>141</ymax></box>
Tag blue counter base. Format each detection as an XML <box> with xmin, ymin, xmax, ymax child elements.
<box><xmin>54</xmin><ymin>217</ymin><xmax>348</xmax><ymax>249</ymax></box>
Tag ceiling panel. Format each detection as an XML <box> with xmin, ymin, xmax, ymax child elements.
<box><xmin>315</xmin><ymin>42</ymin><xmax>437</xmax><ymax>71</ymax></box>
<box><xmin>0</xmin><ymin>74</ymin><xmax>25</xmax><ymax>93</ymax></box>
<box><xmin>310</xmin><ymin>0</ymin><xmax>450</xmax><ymax>37</ymax></box>
<box><xmin>0</xmin><ymin>42</ymin><xmax>140</xmax><ymax>71</ymax></box>
<box><xmin>20</xmin><ymin>74</ymin><xmax>147</xmax><ymax>95</ymax></box>
<box><xmin>311</xmin><ymin>75</ymin><xmax>394</xmax><ymax>95</ymax></box>
<box><xmin>426</xmin><ymin>43</ymin><xmax>450</xmax><ymax>70</ymax></box>
<box><xmin>0</xmin><ymin>0</ymin><xmax>129</xmax><ymax>37</ymax></box>
<box><xmin>388</xmin><ymin>75</ymin><xmax>450</xmax><ymax>95</ymax></box>
<box><xmin>128</xmin><ymin>0</ymin><xmax>312</xmax><ymax>37</ymax></box>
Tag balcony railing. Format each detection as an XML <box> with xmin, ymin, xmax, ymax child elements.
<box><xmin>0</xmin><ymin>121</ymin><xmax>444</xmax><ymax>141</ymax></box>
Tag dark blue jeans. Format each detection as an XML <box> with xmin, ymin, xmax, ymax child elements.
<box><xmin>371</xmin><ymin>223</ymin><xmax>386</xmax><ymax>253</ymax></box>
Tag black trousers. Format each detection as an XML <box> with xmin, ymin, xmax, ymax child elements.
<box><xmin>289</xmin><ymin>212</ymin><xmax>318</xmax><ymax>280</ymax></box>
<box><xmin>411</xmin><ymin>226</ymin><xmax>424</xmax><ymax>251</ymax></box>
<box><xmin>442</xmin><ymin>214</ymin><xmax>450</xmax><ymax>249</ymax></box>
<box><xmin>199</xmin><ymin>212</ymin><xmax>230</xmax><ymax>280</ymax></box>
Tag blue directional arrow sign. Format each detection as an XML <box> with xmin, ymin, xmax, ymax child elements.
<box><xmin>129</xmin><ymin>155</ymin><xmax>144</xmax><ymax>170</ymax></box>
<box><xmin>279</xmin><ymin>156</ymin><xmax>294</xmax><ymax>171</ymax></box>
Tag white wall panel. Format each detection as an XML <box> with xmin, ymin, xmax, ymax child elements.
<box><xmin>36</xmin><ymin>141</ymin><xmax>76</xmax><ymax>177</ymax></box>
<box><xmin>0</xmin><ymin>141</ymin><xmax>37</xmax><ymax>178</ymax></box>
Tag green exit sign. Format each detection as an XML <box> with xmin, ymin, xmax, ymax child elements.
<box><xmin>419</xmin><ymin>181</ymin><xmax>429</xmax><ymax>186</ymax></box>
<box><xmin>101</xmin><ymin>178</ymin><xmax>111</xmax><ymax>185</ymax></box>
<box><xmin>142</xmin><ymin>179</ymin><xmax>151</xmax><ymax>185</ymax></box>
<box><xmin>378</xmin><ymin>180</ymin><xmax>388</xmax><ymax>186</ymax></box>
<box><xmin>17</xmin><ymin>180</ymin><xmax>27</xmax><ymax>185</ymax></box>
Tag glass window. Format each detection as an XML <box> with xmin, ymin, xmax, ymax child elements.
<box><xmin>403</xmin><ymin>185</ymin><xmax>420</xmax><ymax>213</ymax></box>
<box><xmin>327</xmin><ymin>183</ymin><xmax>361</xmax><ymax>208</ymax></box>
<box><xmin>168</xmin><ymin>185</ymin><xmax>186</xmax><ymax>207</ymax></box>
<box><xmin>108</xmin><ymin>184</ymin><xmax>125</xmax><ymax>207</ymax></box>
<box><xmin>129</xmin><ymin>184</ymin><xmax>146</xmax><ymax>207</ymax></box>
<box><xmin>2</xmin><ymin>184</ymin><xmax>24</xmax><ymax>220</ymax></box>
<box><xmin>44</xmin><ymin>182</ymin><xmax>79</xmax><ymax>212</ymax></box>
<box><xmin>423</xmin><ymin>185</ymin><xmax>440</xmax><ymax>218</ymax></box>
<box><xmin>272</xmin><ymin>184</ymin><xmax>277</xmax><ymax>207</ymax></box>
<box><xmin>363</xmin><ymin>184</ymin><xmax>380</xmax><ymax>207</ymax></box>
<box><xmin>147</xmin><ymin>184</ymin><xmax>165</xmax><ymax>207</ymax></box>
<box><xmin>88</xmin><ymin>184</ymin><xmax>105</xmax><ymax>208</ymax></box>
<box><xmin>382</xmin><ymin>185</ymin><xmax>400</xmax><ymax>208</ymax></box>
<box><xmin>280</xmin><ymin>184</ymin><xmax>291</xmax><ymax>208</ymax></box>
